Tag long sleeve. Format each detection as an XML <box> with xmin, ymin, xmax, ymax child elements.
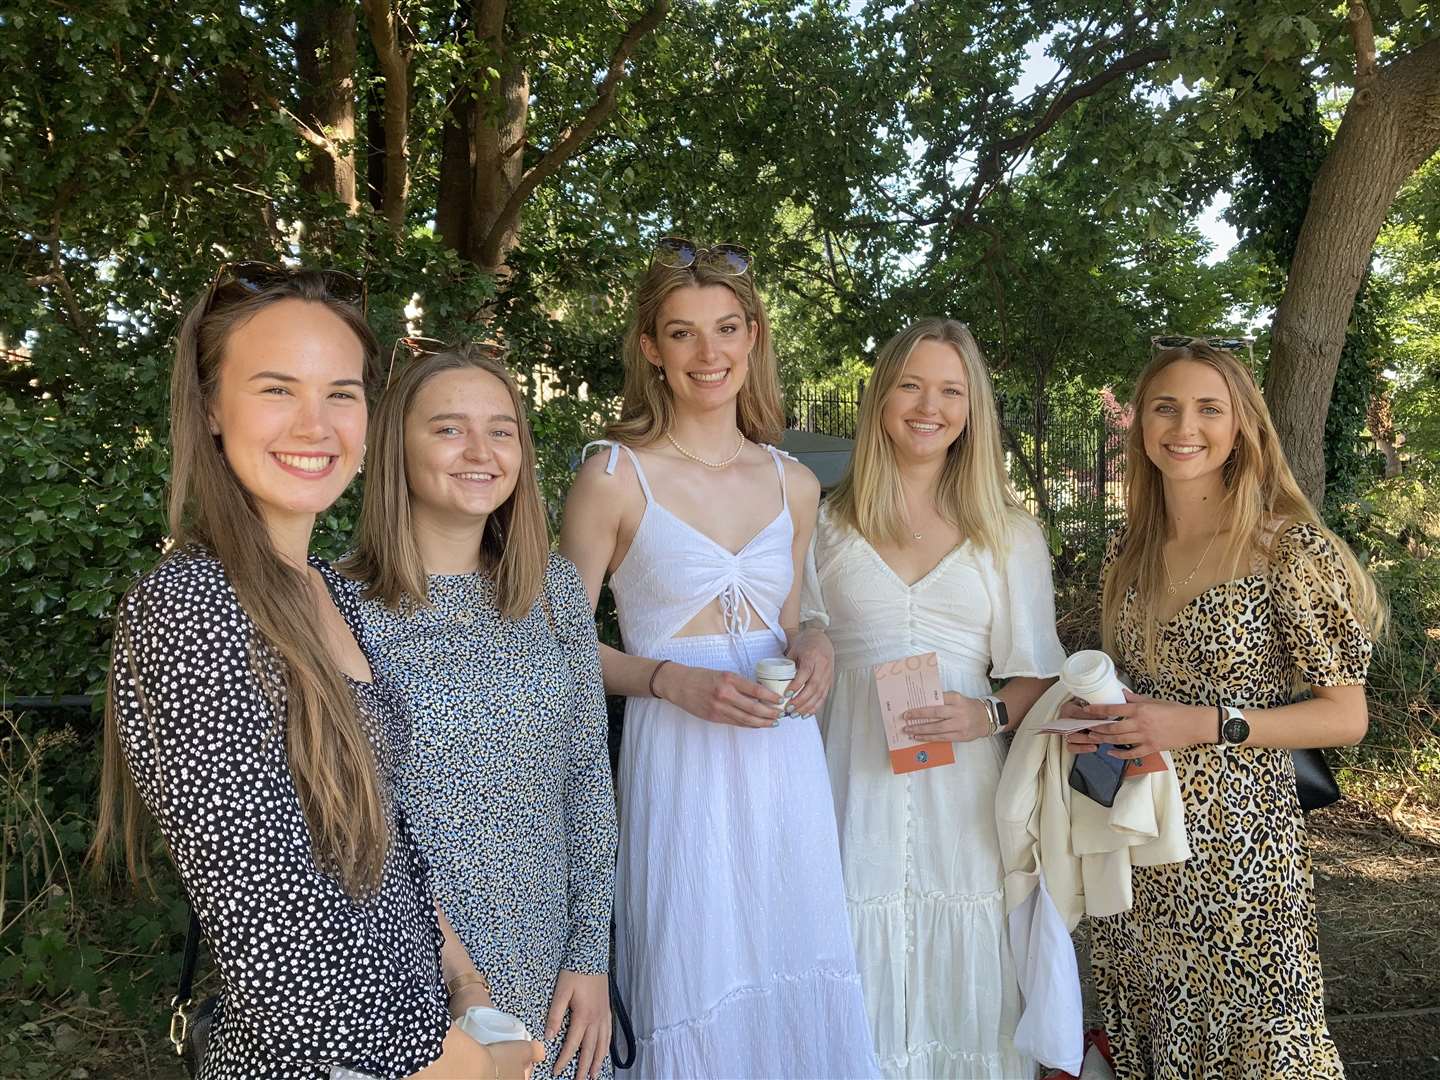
<box><xmin>112</xmin><ymin>553</ymin><xmax>447</xmax><ymax>1078</ymax></box>
<box><xmin>551</xmin><ymin>556</ymin><xmax>618</xmax><ymax>974</ymax></box>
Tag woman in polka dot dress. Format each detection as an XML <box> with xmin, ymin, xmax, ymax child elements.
<box><xmin>342</xmin><ymin>344</ymin><xmax>617</xmax><ymax>1080</ymax></box>
<box><xmin>91</xmin><ymin>267</ymin><xmax>541</xmax><ymax>1080</ymax></box>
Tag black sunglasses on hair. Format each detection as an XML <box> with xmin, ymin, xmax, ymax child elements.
<box><xmin>204</xmin><ymin>260</ymin><xmax>368</xmax><ymax>316</ymax></box>
<box><xmin>385</xmin><ymin>336</ymin><xmax>506</xmax><ymax>390</ymax></box>
<box><xmin>1151</xmin><ymin>334</ymin><xmax>1253</xmax><ymax>354</ymax></box>
<box><xmin>651</xmin><ymin>237</ymin><xmax>752</xmax><ymax>276</ymax></box>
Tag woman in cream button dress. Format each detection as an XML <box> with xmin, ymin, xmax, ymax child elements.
<box><xmin>804</xmin><ymin>318</ymin><xmax>1065</xmax><ymax>1079</ymax></box>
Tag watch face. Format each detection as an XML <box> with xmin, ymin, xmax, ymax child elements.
<box><xmin>1222</xmin><ymin>716</ymin><xmax>1249</xmax><ymax>744</ymax></box>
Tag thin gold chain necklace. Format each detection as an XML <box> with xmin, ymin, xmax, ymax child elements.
<box><xmin>666</xmin><ymin>429</ymin><xmax>745</xmax><ymax>469</ymax></box>
<box><xmin>1162</xmin><ymin>529</ymin><xmax>1220</xmax><ymax>596</ymax></box>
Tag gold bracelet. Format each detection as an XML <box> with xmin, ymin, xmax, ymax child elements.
<box><xmin>446</xmin><ymin>969</ymin><xmax>490</xmax><ymax>999</ymax></box>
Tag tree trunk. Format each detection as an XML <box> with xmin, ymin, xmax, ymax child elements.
<box><xmin>470</xmin><ymin>62</ymin><xmax>529</xmax><ymax>272</ymax></box>
<box><xmin>433</xmin><ymin>0</ymin><xmax>669</xmax><ymax>275</ymax></box>
<box><xmin>295</xmin><ymin>0</ymin><xmax>358</xmax><ymax>209</ymax></box>
<box><xmin>1265</xmin><ymin>33</ymin><xmax>1440</xmax><ymax>505</ymax></box>
<box><xmin>362</xmin><ymin>0</ymin><xmax>410</xmax><ymax>228</ymax></box>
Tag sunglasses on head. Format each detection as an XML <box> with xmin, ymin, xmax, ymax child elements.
<box><xmin>651</xmin><ymin>237</ymin><xmax>752</xmax><ymax>276</ymax></box>
<box><xmin>1151</xmin><ymin>334</ymin><xmax>1253</xmax><ymax>354</ymax></box>
<box><xmin>204</xmin><ymin>260</ymin><xmax>368</xmax><ymax>316</ymax></box>
<box><xmin>385</xmin><ymin>336</ymin><xmax>506</xmax><ymax>390</ymax></box>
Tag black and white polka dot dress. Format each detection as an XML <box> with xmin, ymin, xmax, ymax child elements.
<box><xmin>111</xmin><ymin>547</ymin><xmax>451</xmax><ymax>1079</ymax></box>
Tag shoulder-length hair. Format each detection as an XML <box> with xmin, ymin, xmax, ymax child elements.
<box><xmin>342</xmin><ymin>345</ymin><xmax>549</xmax><ymax>621</ymax></box>
<box><xmin>92</xmin><ymin>271</ymin><xmax>390</xmax><ymax>901</ymax></box>
<box><xmin>606</xmin><ymin>260</ymin><xmax>784</xmax><ymax>447</ymax></box>
<box><xmin>829</xmin><ymin>318</ymin><xmax>1026</xmax><ymax>557</ymax></box>
<box><xmin>1103</xmin><ymin>342</ymin><xmax>1385</xmax><ymax>673</ymax></box>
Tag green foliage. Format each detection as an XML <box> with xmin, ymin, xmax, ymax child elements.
<box><xmin>0</xmin><ymin>710</ymin><xmax>192</xmax><ymax>1074</ymax></box>
<box><xmin>1329</xmin><ymin>469</ymin><xmax>1440</xmax><ymax>802</ymax></box>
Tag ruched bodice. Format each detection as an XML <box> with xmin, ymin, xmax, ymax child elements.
<box><xmin>586</xmin><ymin>440</ymin><xmax>795</xmax><ymax>657</ymax></box>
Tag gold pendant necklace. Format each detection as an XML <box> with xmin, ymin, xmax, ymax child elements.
<box><xmin>666</xmin><ymin>429</ymin><xmax>745</xmax><ymax>469</ymax></box>
<box><xmin>1162</xmin><ymin>529</ymin><xmax>1220</xmax><ymax>596</ymax></box>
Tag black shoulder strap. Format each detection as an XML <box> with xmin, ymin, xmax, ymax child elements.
<box><xmin>176</xmin><ymin>905</ymin><xmax>203</xmax><ymax>1006</ymax></box>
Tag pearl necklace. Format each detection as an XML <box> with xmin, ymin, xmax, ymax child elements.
<box><xmin>666</xmin><ymin>429</ymin><xmax>745</xmax><ymax>469</ymax></box>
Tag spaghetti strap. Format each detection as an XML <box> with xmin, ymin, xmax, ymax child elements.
<box><xmin>763</xmin><ymin>444</ymin><xmax>789</xmax><ymax>510</ymax></box>
<box><xmin>581</xmin><ymin>439</ymin><xmax>652</xmax><ymax>503</ymax></box>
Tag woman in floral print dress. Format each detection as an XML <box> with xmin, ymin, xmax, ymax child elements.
<box><xmin>1063</xmin><ymin>341</ymin><xmax>1383</xmax><ymax>1078</ymax></box>
<box><xmin>343</xmin><ymin>344</ymin><xmax>617</xmax><ymax>1080</ymax></box>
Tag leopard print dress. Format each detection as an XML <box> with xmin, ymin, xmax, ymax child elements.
<box><xmin>1090</xmin><ymin>523</ymin><xmax>1371</xmax><ymax>1079</ymax></box>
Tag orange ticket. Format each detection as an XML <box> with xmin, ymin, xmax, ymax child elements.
<box><xmin>874</xmin><ymin>652</ymin><xmax>954</xmax><ymax>774</ymax></box>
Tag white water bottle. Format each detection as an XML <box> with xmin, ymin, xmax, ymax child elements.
<box><xmin>1060</xmin><ymin>650</ymin><xmax>1127</xmax><ymax>707</ymax></box>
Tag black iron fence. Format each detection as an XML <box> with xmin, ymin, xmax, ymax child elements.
<box><xmin>788</xmin><ymin>384</ymin><xmax>1126</xmax><ymax>559</ymax></box>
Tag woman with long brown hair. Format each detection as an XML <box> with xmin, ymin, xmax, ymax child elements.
<box><xmin>805</xmin><ymin>318</ymin><xmax>1064</xmax><ymax>1079</ymax></box>
<box><xmin>1063</xmin><ymin>341</ymin><xmax>1382</xmax><ymax>1076</ymax></box>
<box><xmin>559</xmin><ymin>240</ymin><xmax>876</xmax><ymax>1078</ymax></box>
<box><xmin>90</xmin><ymin>267</ymin><xmax>540</xmax><ymax>1079</ymax></box>
<box><xmin>342</xmin><ymin>344</ymin><xmax>616</xmax><ymax>1080</ymax></box>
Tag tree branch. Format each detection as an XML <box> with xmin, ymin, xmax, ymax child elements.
<box><xmin>955</xmin><ymin>42</ymin><xmax>1171</xmax><ymax>225</ymax></box>
<box><xmin>1348</xmin><ymin>1</ymin><xmax>1378</xmax><ymax>105</ymax></box>
<box><xmin>474</xmin><ymin>0</ymin><xmax>670</xmax><ymax>269</ymax></box>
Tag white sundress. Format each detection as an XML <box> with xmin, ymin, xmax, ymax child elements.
<box><xmin>591</xmin><ymin>441</ymin><xmax>879</xmax><ymax>1080</ymax></box>
<box><xmin>803</xmin><ymin>506</ymin><xmax>1067</xmax><ymax>1079</ymax></box>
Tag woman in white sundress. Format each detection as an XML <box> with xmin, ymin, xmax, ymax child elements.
<box><xmin>559</xmin><ymin>239</ymin><xmax>878</xmax><ymax>1079</ymax></box>
<box><xmin>803</xmin><ymin>318</ymin><xmax>1065</xmax><ymax>1079</ymax></box>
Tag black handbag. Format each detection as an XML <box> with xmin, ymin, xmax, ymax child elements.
<box><xmin>170</xmin><ymin>906</ymin><xmax>216</xmax><ymax>1077</ymax></box>
<box><xmin>1293</xmin><ymin>747</ymin><xmax>1341</xmax><ymax>813</ymax></box>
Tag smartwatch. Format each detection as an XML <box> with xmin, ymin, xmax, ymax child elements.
<box><xmin>1218</xmin><ymin>705</ymin><xmax>1250</xmax><ymax>746</ymax></box>
<box><xmin>983</xmin><ymin>695</ymin><xmax>1009</xmax><ymax>736</ymax></box>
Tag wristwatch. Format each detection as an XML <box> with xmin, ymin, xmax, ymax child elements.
<box><xmin>982</xmin><ymin>695</ymin><xmax>1009</xmax><ymax>736</ymax></box>
<box><xmin>1218</xmin><ymin>705</ymin><xmax>1250</xmax><ymax>746</ymax></box>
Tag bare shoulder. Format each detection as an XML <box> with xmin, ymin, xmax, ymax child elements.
<box><xmin>569</xmin><ymin>444</ymin><xmax>639</xmax><ymax>507</ymax></box>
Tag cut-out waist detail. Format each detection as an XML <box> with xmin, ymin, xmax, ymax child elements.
<box><xmin>589</xmin><ymin>439</ymin><xmax>798</xmax><ymax>658</ymax></box>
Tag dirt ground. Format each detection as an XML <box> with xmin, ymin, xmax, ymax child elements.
<box><xmin>65</xmin><ymin>800</ymin><xmax>1440</xmax><ymax>1079</ymax></box>
<box><xmin>1309</xmin><ymin>799</ymin><xmax>1440</xmax><ymax>1078</ymax></box>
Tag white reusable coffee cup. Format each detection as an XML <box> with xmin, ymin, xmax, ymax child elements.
<box><xmin>459</xmin><ymin>1005</ymin><xmax>533</xmax><ymax>1045</ymax></box>
<box><xmin>754</xmin><ymin>657</ymin><xmax>797</xmax><ymax>703</ymax></box>
<box><xmin>1060</xmin><ymin>650</ymin><xmax>1127</xmax><ymax>707</ymax></box>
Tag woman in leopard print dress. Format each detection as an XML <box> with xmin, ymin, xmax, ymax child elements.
<box><xmin>1063</xmin><ymin>342</ymin><xmax>1383</xmax><ymax>1078</ymax></box>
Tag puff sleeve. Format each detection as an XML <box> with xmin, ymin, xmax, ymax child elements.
<box><xmin>1270</xmin><ymin>523</ymin><xmax>1373</xmax><ymax>687</ymax></box>
<box><xmin>986</xmin><ymin>514</ymin><xmax>1067</xmax><ymax>679</ymax></box>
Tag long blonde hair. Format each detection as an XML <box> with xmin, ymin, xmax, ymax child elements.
<box><xmin>830</xmin><ymin>318</ymin><xmax>1026</xmax><ymax>555</ymax></box>
<box><xmin>342</xmin><ymin>345</ymin><xmax>550</xmax><ymax>620</ymax></box>
<box><xmin>1103</xmin><ymin>342</ymin><xmax>1385</xmax><ymax>674</ymax></box>
<box><xmin>92</xmin><ymin>273</ymin><xmax>391</xmax><ymax>900</ymax></box>
<box><xmin>607</xmin><ymin>260</ymin><xmax>784</xmax><ymax>447</ymax></box>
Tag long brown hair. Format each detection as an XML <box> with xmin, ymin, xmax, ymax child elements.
<box><xmin>830</xmin><ymin>318</ymin><xmax>1027</xmax><ymax>555</ymax></box>
<box><xmin>607</xmin><ymin>260</ymin><xmax>784</xmax><ymax>447</ymax></box>
<box><xmin>341</xmin><ymin>345</ymin><xmax>549</xmax><ymax>619</ymax></box>
<box><xmin>1103</xmin><ymin>342</ymin><xmax>1385</xmax><ymax>674</ymax></box>
<box><xmin>91</xmin><ymin>273</ymin><xmax>391</xmax><ymax>900</ymax></box>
